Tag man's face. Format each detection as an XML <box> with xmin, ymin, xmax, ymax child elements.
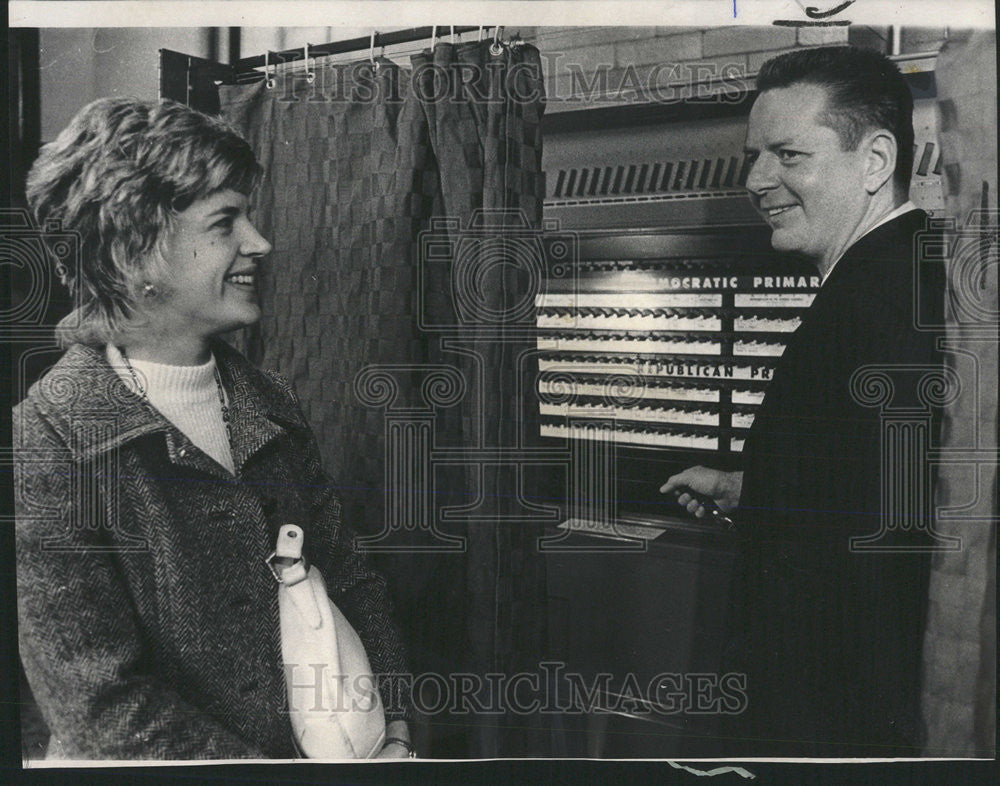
<box><xmin>744</xmin><ymin>83</ymin><xmax>873</xmax><ymax>268</ymax></box>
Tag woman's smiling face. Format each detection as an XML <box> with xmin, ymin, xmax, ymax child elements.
<box><xmin>150</xmin><ymin>188</ymin><xmax>272</xmax><ymax>342</ymax></box>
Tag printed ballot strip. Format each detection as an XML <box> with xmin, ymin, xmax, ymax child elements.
<box><xmin>272</xmin><ymin>525</ymin><xmax>386</xmax><ymax>759</ymax></box>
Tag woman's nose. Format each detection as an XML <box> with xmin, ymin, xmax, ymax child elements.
<box><xmin>241</xmin><ymin>221</ymin><xmax>272</xmax><ymax>257</ymax></box>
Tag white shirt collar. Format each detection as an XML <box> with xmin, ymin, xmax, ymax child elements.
<box><xmin>863</xmin><ymin>199</ymin><xmax>919</xmax><ymax>237</ymax></box>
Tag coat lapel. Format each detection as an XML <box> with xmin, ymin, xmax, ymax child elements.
<box><xmin>29</xmin><ymin>342</ymin><xmax>308</xmax><ymax>479</ymax></box>
<box><xmin>209</xmin><ymin>340</ymin><xmax>310</xmax><ymax>476</ymax></box>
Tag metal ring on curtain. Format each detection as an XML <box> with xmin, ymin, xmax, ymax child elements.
<box><xmin>478</xmin><ymin>26</ymin><xmax>484</xmax><ymax>42</ymax></box>
<box><xmin>304</xmin><ymin>42</ymin><xmax>315</xmax><ymax>84</ymax></box>
<box><xmin>431</xmin><ymin>26</ymin><xmax>437</xmax><ymax>50</ymax></box>
<box><xmin>490</xmin><ymin>26</ymin><xmax>504</xmax><ymax>57</ymax></box>
<box><xmin>264</xmin><ymin>50</ymin><xmax>276</xmax><ymax>89</ymax></box>
<box><xmin>450</xmin><ymin>26</ymin><xmax>456</xmax><ymax>45</ymax></box>
<box><xmin>369</xmin><ymin>31</ymin><xmax>380</xmax><ymax>72</ymax></box>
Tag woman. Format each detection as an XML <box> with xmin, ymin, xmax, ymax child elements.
<box><xmin>14</xmin><ymin>97</ymin><xmax>413</xmax><ymax>759</ymax></box>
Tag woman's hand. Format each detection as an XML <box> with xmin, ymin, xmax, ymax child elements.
<box><xmin>375</xmin><ymin>720</ymin><xmax>414</xmax><ymax>758</ymax></box>
<box><xmin>660</xmin><ymin>466</ymin><xmax>743</xmax><ymax>519</ymax></box>
<box><xmin>376</xmin><ymin>740</ymin><xmax>412</xmax><ymax>758</ymax></box>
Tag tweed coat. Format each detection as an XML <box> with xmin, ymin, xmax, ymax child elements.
<box><xmin>14</xmin><ymin>340</ymin><xmax>411</xmax><ymax>759</ymax></box>
<box><xmin>730</xmin><ymin>209</ymin><xmax>945</xmax><ymax>756</ymax></box>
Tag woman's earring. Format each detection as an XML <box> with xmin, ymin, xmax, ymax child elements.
<box><xmin>143</xmin><ymin>283</ymin><xmax>158</xmax><ymax>298</ymax></box>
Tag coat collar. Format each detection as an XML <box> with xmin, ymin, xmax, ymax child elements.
<box><xmin>27</xmin><ymin>340</ymin><xmax>309</xmax><ymax>475</ymax></box>
<box><xmin>821</xmin><ymin>207</ymin><xmax>927</xmax><ymax>289</ymax></box>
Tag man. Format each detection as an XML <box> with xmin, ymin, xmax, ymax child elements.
<box><xmin>661</xmin><ymin>47</ymin><xmax>945</xmax><ymax>756</ymax></box>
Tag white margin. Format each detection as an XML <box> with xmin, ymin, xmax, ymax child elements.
<box><xmin>9</xmin><ymin>1</ymin><xmax>997</xmax><ymax>30</ymax></box>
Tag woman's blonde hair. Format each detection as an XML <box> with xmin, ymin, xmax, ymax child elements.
<box><xmin>26</xmin><ymin>97</ymin><xmax>261</xmax><ymax>347</ymax></box>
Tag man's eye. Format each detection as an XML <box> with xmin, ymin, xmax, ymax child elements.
<box><xmin>745</xmin><ymin>151</ymin><xmax>760</xmax><ymax>165</ymax></box>
<box><xmin>778</xmin><ymin>150</ymin><xmax>803</xmax><ymax>162</ymax></box>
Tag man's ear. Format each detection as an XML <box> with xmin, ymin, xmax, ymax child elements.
<box><xmin>863</xmin><ymin>129</ymin><xmax>897</xmax><ymax>195</ymax></box>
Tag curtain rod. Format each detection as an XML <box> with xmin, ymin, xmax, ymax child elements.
<box><xmin>234</xmin><ymin>26</ymin><xmax>488</xmax><ymax>74</ymax></box>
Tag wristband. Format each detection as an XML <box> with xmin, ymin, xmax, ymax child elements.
<box><xmin>384</xmin><ymin>736</ymin><xmax>416</xmax><ymax>758</ymax></box>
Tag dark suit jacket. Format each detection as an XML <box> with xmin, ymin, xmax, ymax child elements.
<box><xmin>14</xmin><ymin>341</ymin><xmax>410</xmax><ymax>759</ymax></box>
<box><xmin>731</xmin><ymin>209</ymin><xmax>946</xmax><ymax>756</ymax></box>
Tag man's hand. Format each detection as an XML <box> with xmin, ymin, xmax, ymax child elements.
<box><xmin>660</xmin><ymin>467</ymin><xmax>743</xmax><ymax>519</ymax></box>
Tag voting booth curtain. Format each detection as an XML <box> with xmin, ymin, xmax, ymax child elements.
<box><xmin>219</xmin><ymin>41</ymin><xmax>547</xmax><ymax>756</ymax></box>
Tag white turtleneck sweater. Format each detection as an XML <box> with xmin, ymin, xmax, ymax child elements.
<box><xmin>106</xmin><ymin>344</ymin><xmax>235</xmax><ymax>474</ymax></box>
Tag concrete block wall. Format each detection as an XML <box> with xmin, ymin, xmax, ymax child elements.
<box><xmin>507</xmin><ymin>26</ymin><xmax>949</xmax><ymax>111</ymax></box>
<box><xmin>523</xmin><ymin>25</ymin><xmax>845</xmax><ymax>110</ymax></box>
<box><xmin>39</xmin><ymin>28</ymin><xmax>214</xmax><ymax>141</ymax></box>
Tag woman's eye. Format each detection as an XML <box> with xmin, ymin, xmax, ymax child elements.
<box><xmin>214</xmin><ymin>218</ymin><xmax>234</xmax><ymax>233</ymax></box>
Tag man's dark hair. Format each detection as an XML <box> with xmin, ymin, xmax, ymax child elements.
<box><xmin>756</xmin><ymin>46</ymin><xmax>915</xmax><ymax>194</ymax></box>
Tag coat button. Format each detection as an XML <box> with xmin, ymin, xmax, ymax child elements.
<box><xmin>178</xmin><ymin>448</ymin><xmax>187</xmax><ymax>458</ymax></box>
<box><xmin>240</xmin><ymin>679</ymin><xmax>260</xmax><ymax>695</ymax></box>
<box><xmin>208</xmin><ymin>507</ymin><xmax>233</xmax><ymax>523</ymax></box>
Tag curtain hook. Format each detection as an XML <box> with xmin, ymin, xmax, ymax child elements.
<box><xmin>304</xmin><ymin>42</ymin><xmax>315</xmax><ymax>83</ymax></box>
<box><xmin>264</xmin><ymin>50</ymin><xmax>276</xmax><ymax>89</ymax></box>
<box><xmin>490</xmin><ymin>26</ymin><xmax>504</xmax><ymax>57</ymax></box>
<box><xmin>450</xmin><ymin>25</ymin><xmax>456</xmax><ymax>45</ymax></box>
<box><xmin>370</xmin><ymin>30</ymin><xmax>380</xmax><ymax>71</ymax></box>
<box><xmin>431</xmin><ymin>25</ymin><xmax>437</xmax><ymax>50</ymax></box>
<box><xmin>478</xmin><ymin>26</ymin><xmax>484</xmax><ymax>42</ymax></box>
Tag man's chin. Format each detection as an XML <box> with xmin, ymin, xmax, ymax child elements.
<box><xmin>767</xmin><ymin>229</ymin><xmax>803</xmax><ymax>255</ymax></box>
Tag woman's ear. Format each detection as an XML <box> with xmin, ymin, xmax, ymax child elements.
<box><xmin>863</xmin><ymin>129</ymin><xmax>898</xmax><ymax>195</ymax></box>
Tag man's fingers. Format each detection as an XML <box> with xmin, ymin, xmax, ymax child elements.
<box><xmin>660</xmin><ymin>476</ymin><xmax>683</xmax><ymax>494</ymax></box>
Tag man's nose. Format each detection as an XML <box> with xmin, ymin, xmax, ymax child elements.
<box><xmin>745</xmin><ymin>154</ymin><xmax>777</xmax><ymax>196</ymax></box>
<box><xmin>241</xmin><ymin>221</ymin><xmax>273</xmax><ymax>258</ymax></box>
